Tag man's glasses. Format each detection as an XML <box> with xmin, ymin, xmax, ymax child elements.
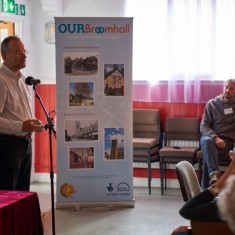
<box><xmin>15</xmin><ymin>50</ymin><xmax>28</xmax><ymax>56</ymax></box>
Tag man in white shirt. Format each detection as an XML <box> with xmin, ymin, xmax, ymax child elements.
<box><xmin>0</xmin><ymin>36</ymin><xmax>45</xmax><ymax>191</ymax></box>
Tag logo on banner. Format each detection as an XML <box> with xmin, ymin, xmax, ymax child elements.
<box><xmin>60</xmin><ymin>183</ymin><xmax>76</xmax><ymax>198</ymax></box>
<box><xmin>117</xmin><ymin>182</ymin><xmax>130</xmax><ymax>192</ymax></box>
<box><xmin>106</xmin><ymin>182</ymin><xmax>130</xmax><ymax>197</ymax></box>
<box><xmin>106</xmin><ymin>183</ymin><xmax>114</xmax><ymax>192</ymax></box>
<box><xmin>58</xmin><ymin>23</ymin><xmax>130</xmax><ymax>34</ymax></box>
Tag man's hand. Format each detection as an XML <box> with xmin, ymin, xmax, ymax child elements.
<box><xmin>22</xmin><ymin>119</ymin><xmax>45</xmax><ymax>133</ymax></box>
<box><xmin>214</xmin><ymin>136</ymin><xmax>226</xmax><ymax>149</ymax></box>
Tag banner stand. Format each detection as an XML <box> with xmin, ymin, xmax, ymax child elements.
<box><xmin>55</xmin><ymin>17</ymin><xmax>134</xmax><ymax>209</ymax></box>
<box><xmin>56</xmin><ymin>200</ymin><xmax>135</xmax><ymax>209</ymax></box>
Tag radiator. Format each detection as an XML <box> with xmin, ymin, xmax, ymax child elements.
<box><xmin>167</xmin><ymin>140</ymin><xmax>199</xmax><ymax>147</ymax></box>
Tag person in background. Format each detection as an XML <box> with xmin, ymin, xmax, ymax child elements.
<box><xmin>0</xmin><ymin>36</ymin><xmax>45</xmax><ymax>191</ymax></box>
<box><xmin>200</xmin><ymin>79</ymin><xmax>235</xmax><ymax>188</ymax></box>
<box><xmin>171</xmin><ymin>153</ymin><xmax>235</xmax><ymax>235</ymax></box>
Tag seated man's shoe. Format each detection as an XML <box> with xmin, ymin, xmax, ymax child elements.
<box><xmin>209</xmin><ymin>171</ymin><xmax>220</xmax><ymax>186</ymax></box>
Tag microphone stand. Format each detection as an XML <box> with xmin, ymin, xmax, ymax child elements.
<box><xmin>33</xmin><ymin>84</ymin><xmax>56</xmax><ymax>235</ymax></box>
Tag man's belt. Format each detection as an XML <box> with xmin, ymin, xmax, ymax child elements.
<box><xmin>0</xmin><ymin>133</ymin><xmax>32</xmax><ymax>140</ymax></box>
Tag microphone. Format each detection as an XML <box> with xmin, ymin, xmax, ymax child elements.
<box><xmin>25</xmin><ymin>76</ymin><xmax>41</xmax><ymax>86</ymax></box>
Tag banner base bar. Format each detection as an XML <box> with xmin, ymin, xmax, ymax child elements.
<box><xmin>56</xmin><ymin>199</ymin><xmax>135</xmax><ymax>209</ymax></box>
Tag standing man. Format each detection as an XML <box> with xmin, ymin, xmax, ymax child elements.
<box><xmin>200</xmin><ymin>79</ymin><xmax>235</xmax><ymax>188</ymax></box>
<box><xmin>0</xmin><ymin>36</ymin><xmax>45</xmax><ymax>191</ymax></box>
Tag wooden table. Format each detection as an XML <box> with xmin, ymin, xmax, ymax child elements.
<box><xmin>0</xmin><ymin>190</ymin><xmax>43</xmax><ymax>235</ymax></box>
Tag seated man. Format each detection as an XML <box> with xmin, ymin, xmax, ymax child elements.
<box><xmin>200</xmin><ymin>78</ymin><xmax>235</xmax><ymax>188</ymax></box>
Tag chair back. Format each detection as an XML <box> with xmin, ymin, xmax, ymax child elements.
<box><xmin>176</xmin><ymin>161</ymin><xmax>201</xmax><ymax>202</ymax></box>
<box><xmin>164</xmin><ymin>117</ymin><xmax>200</xmax><ymax>147</ymax></box>
<box><xmin>133</xmin><ymin>109</ymin><xmax>161</xmax><ymax>139</ymax></box>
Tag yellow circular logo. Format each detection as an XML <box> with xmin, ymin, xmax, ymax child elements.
<box><xmin>60</xmin><ymin>183</ymin><xmax>75</xmax><ymax>198</ymax></box>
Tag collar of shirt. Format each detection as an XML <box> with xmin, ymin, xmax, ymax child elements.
<box><xmin>2</xmin><ymin>63</ymin><xmax>22</xmax><ymax>80</ymax></box>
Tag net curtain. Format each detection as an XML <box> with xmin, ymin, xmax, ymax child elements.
<box><xmin>126</xmin><ymin>0</ymin><xmax>235</xmax><ymax>103</ymax></box>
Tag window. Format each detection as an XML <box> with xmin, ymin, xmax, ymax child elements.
<box><xmin>125</xmin><ymin>0</ymin><xmax>235</xmax><ymax>102</ymax></box>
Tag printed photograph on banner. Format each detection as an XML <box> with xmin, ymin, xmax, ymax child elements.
<box><xmin>104</xmin><ymin>64</ymin><xmax>124</xmax><ymax>96</ymax></box>
<box><xmin>65</xmin><ymin>119</ymin><xmax>98</xmax><ymax>142</ymax></box>
<box><xmin>69</xmin><ymin>147</ymin><xmax>95</xmax><ymax>169</ymax></box>
<box><xmin>69</xmin><ymin>82</ymin><xmax>94</xmax><ymax>106</ymax></box>
<box><xmin>104</xmin><ymin>128</ymin><xmax>124</xmax><ymax>160</ymax></box>
<box><xmin>64</xmin><ymin>51</ymin><xmax>98</xmax><ymax>76</ymax></box>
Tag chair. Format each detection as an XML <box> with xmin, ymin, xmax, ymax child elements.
<box><xmin>197</xmin><ymin>150</ymin><xmax>231</xmax><ymax>188</ymax></box>
<box><xmin>175</xmin><ymin>161</ymin><xmax>201</xmax><ymax>202</ymax></box>
<box><xmin>133</xmin><ymin>109</ymin><xmax>162</xmax><ymax>194</ymax></box>
<box><xmin>159</xmin><ymin>117</ymin><xmax>200</xmax><ymax>195</ymax></box>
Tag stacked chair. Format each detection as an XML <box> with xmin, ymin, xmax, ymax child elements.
<box><xmin>133</xmin><ymin>109</ymin><xmax>162</xmax><ymax>194</ymax></box>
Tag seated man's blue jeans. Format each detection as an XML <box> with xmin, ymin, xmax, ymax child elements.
<box><xmin>200</xmin><ymin>135</ymin><xmax>233</xmax><ymax>189</ymax></box>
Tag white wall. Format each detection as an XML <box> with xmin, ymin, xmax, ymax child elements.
<box><xmin>27</xmin><ymin>0</ymin><xmax>56</xmax><ymax>83</ymax></box>
<box><xmin>62</xmin><ymin>0</ymin><xmax>127</xmax><ymax>17</ymax></box>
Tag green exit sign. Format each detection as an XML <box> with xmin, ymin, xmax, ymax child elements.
<box><xmin>15</xmin><ymin>3</ymin><xmax>25</xmax><ymax>16</ymax></box>
<box><xmin>1</xmin><ymin>0</ymin><xmax>15</xmax><ymax>14</ymax></box>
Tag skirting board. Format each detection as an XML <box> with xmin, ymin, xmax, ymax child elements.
<box><xmin>56</xmin><ymin>199</ymin><xmax>135</xmax><ymax>209</ymax></box>
<box><xmin>133</xmin><ymin>177</ymin><xmax>179</xmax><ymax>188</ymax></box>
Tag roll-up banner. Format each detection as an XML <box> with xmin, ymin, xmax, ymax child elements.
<box><xmin>55</xmin><ymin>17</ymin><xmax>134</xmax><ymax>208</ymax></box>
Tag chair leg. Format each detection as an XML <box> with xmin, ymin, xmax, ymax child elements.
<box><xmin>198</xmin><ymin>158</ymin><xmax>202</xmax><ymax>186</ymax></box>
<box><xmin>160</xmin><ymin>157</ymin><xmax>164</xmax><ymax>195</ymax></box>
<box><xmin>164</xmin><ymin>162</ymin><xmax>167</xmax><ymax>191</ymax></box>
<box><xmin>147</xmin><ymin>154</ymin><xmax>151</xmax><ymax>195</ymax></box>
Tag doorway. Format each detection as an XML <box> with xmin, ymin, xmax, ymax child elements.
<box><xmin>0</xmin><ymin>20</ymin><xmax>14</xmax><ymax>38</ymax></box>
<box><xmin>0</xmin><ymin>20</ymin><xmax>15</xmax><ymax>64</ymax></box>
